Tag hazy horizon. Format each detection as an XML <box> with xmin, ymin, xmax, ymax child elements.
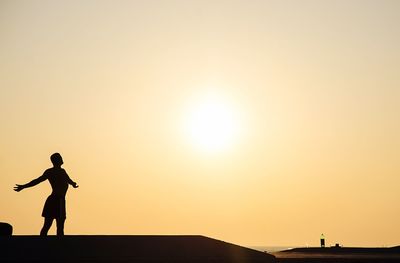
<box><xmin>1</xmin><ymin>0</ymin><xmax>399</xmax><ymax>247</ymax></box>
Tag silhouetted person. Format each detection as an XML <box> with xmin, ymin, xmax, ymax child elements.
<box><xmin>14</xmin><ymin>153</ymin><xmax>78</xmax><ymax>236</ymax></box>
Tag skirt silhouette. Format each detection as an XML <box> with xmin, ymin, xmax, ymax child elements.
<box><xmin>42</xmin><ymin>194</ymin><xmax>66</xmax><ymax>219</ymax></box>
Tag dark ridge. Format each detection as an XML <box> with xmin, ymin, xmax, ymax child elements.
<box><xmin>0</xmin><ymin>235</ymin><xmax>275</xmax><ymax>263</ymax></box>
<box><xmin>391</xmin><ymin>246</ymin><xmax>400</xmax><ymax>251</ymax></box>
<box><xmin>280</xmin><ymin>246</ymin><xmax>400</xmax><ymax>254</ymax></box>
<box><xmin>273</xmin><ymin>246</ymin><xmax>400</xmax><ymax>263</ymax></box>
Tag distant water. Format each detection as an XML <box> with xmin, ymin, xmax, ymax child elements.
<box><xmin>249</xmin><ymin>246</ymin><xmax>293</xmax><ymax>253</ymax></box>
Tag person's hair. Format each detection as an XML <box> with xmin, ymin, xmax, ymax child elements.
<box><xmin>50</xmin><ymin>153</ymin><xmax>63</xmax><ymax>166</ymax></box>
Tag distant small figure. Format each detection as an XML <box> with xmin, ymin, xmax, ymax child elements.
<box><xmin>14</xmin><ymin>153</ymin><xmax>78</xmax><ymax>236</ymax></box>
<box><xmin>320</xmin><ymin>233</ymin><xmax>325</xmax><ymax>248</ymax></box>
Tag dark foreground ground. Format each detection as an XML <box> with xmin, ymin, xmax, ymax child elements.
<box><xmin>0</xmin><ymin>235</ymin><xmax>275</xmax><ymax>263</ymax></box>
<box><xmin>273</xmin><ymin>246</ymin><xmax>400</xmax><ymax>263</ymax></box>
<box><xmin>2</xmin><ymin>236</ymin><xmax>399</xmax><ymax>263</ymax></box>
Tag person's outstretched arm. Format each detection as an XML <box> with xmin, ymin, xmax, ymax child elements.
<box><xmin>14</xmin><ymin>173</ymin><xmax>48</xmax><ymax>192</ymax></box>
<box><xmin>67</xmin><ymin>174</ymin><xmax>79</xmax><ymax>188</ymax></box>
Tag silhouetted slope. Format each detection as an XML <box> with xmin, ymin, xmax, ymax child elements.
<box><xmin>0</xmin><ymin>235</ymin><xmax>275</xmax><ymax>263</ymax></box>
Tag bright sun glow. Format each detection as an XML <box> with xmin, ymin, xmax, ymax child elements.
<box><xmin>184</xmin><ymin>94</ymin><xmax>241</xmax><ymax>153</ymax></box>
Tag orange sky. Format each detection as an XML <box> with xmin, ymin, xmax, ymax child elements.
<box><xmin>1</xmin><ymin>0</ymin><xmax>399</xmax><ymax>247</ymax></box>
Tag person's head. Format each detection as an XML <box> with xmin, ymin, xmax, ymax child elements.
<box><xmin>50</xmin><ymin>153</ymin><xmax>63</xmax><ymax>167</ymax></box>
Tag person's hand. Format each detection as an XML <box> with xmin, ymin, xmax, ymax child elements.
<box><xmin>14</xmin><ymin>184</ymin><xmax>24</xmax><ymax>192</ymax></box>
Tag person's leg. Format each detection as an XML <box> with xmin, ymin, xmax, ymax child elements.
<box><xmin>40</xmin><ymin>217</ymin><xmax>53</xmax><ymax>236</ymax></box>
<box><xmin>56</xmin><ymin>218</ymin><xmax>65</xmax><ymax>236</ymax></box>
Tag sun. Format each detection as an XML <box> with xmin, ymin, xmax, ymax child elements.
<box><xmin>184</xmin><ymin>94</ymin><xmax>241</xmax><ymax>153</ymax></box>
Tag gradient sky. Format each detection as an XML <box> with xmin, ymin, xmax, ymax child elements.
<box><xmin>1</xmin><ymin>0</ymin><xmax>399</xmax><ymax>247</ymax></box>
